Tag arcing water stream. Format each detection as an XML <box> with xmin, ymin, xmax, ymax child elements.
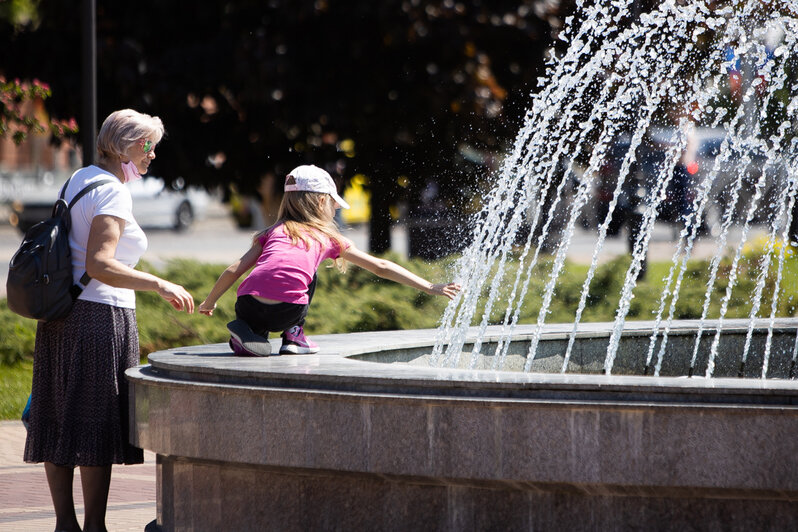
<box><xmin>432</xmin><ymin>1</ymin><xmax>798</xmax><ymax>377</ymax></box>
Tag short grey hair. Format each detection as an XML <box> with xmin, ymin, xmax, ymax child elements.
<box><xmin>96</xmin><ymin>109</ymin><xmax>165</xmax><ymax>159</ymax></box>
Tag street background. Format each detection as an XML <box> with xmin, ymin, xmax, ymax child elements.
<box><xmin>0</xmin><ymin>198</ymin><xmax>765</xmax><ymax>298</ymax></box>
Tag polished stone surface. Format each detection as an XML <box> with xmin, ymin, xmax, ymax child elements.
<box><xmin>127</xmin><ymin>319</ymin><xmax>798</xmax><ymax>531</ymax></box>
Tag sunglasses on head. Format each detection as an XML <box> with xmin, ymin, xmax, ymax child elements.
<box><xmin>139</xmin><ymin>139</ymin><xmax>154</xmax><ymax>153</ymax></box>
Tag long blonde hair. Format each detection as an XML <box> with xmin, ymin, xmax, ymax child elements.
<box><xmin>257</xmin><ymin>191</ymin><xmax>348</xmax><ymax>271</ymax></box>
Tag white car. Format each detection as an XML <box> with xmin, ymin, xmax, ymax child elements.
<box><xmin>9</xmin><ymin>176</ymin><xmax>212</xmax><ymax>233</ymax></box>
<box><xmin>127</xmin><ymin>176</ymin><xmax>211</xmax><ymax>231</ymax></box>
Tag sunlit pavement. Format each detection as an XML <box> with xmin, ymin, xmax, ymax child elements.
<box><xmin>1</xmin><ymin>203</ymin><xmax>769</xmax><ymax>298</ymax></box>
<box><xmin>0</xmin><ymin>421</ymin><xmax>157</xmax><ymax>531</ymax></box>
<box><xmin>0</xmin><ymin>201</ymin><xmax>409</xmax><ymax>297</ymax></box>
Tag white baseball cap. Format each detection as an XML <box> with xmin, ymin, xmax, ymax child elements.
<box><xmin>284</xmin><ymin>165</ymin><xmax>350</xmax><ymax>209</ymax></box>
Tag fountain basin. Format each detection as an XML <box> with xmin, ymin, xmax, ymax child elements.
<box><xmin>127</xmin><ymin>319</ymin><xmax>798</xmax><ymax>531</ymax></box>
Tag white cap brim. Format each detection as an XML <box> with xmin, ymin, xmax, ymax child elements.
<box><xmin>285</xmin><ymin>164</ymin><xmax>350</xmax><ymax>209</ymax></box>
<box><xmin>330</xmin><ymin>191</ymin><xmax>350</xmax><ymax>210</ymax></box>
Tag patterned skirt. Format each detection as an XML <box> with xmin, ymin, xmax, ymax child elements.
<box><xmin>23</xmin><ymin>299</ymin><xmax>144</xmax><ymax>466</ymax></box>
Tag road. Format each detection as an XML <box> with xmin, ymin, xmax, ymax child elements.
<box><xmin>0</xmin><ymin>201</ymin><xmax>408</xmax><ymax>297</ymax></box>
<box><xmin>0</xmin><ymin>200</ymin><xmax>769</xmax><ymax>298</ymax></box>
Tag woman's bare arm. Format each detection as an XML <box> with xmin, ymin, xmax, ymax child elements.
<box><xmin>86</xmin><ymin>214</ymin><xmax>195</xmax><ymax>312</ymax></box>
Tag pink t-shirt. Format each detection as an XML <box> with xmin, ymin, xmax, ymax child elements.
<box><xmin>237</xmin><ymin>224</ymin><xmax>345</xmax><ymax>304</ymax></box>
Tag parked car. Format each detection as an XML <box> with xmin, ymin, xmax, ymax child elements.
<box><xmin>593</xmin><ymin>126</ymin><xmax>787</xmax><ymax>239</ymax></box>
<box><xmin>126</xmin><ymin>176</ymin><xmax>211</xmax><ymax>231</ymax></box>
<box><xmin>8</xmin><ymin>176</ymin><xmax>212</xmax><ymax>234</ymax></box>
<box><xmin>650</xmin><ymin>126</ymin><xmax>788</xmax><ymax>234</ymax></box>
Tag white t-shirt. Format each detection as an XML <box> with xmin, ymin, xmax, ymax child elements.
<box><xmin>64</xmin><ymin>165</ymin><xmax>148</xmax><ymax>309</ymax></box>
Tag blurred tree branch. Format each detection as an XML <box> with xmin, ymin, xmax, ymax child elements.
<box><xmin>0</xmin><ymin>2</ymin><xmax>77</xmax><ymax>145</ymax></box>
<box><xmin>0</xmin><ymin>77</ymin><xmax>78</xmax><ymax>145</ymax></box>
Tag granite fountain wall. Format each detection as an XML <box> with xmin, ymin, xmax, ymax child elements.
<box><xmin>127</xmin><ymin>319</ymin><xmax>798</xmax><ymax>531</ymax></box>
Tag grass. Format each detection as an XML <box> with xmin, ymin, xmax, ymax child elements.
<box><xmin>2</xmin><ymin>246</ymin><xmax>796</xmax><ymax>419</ymax></box>
<box><xmin>0</xmin><ymin>358</ymin><xmax>32</xmax><ymax>420</ymax></box>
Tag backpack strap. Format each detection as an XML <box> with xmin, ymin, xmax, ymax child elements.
<box><xmin>70</xmin><ymin>272</ymin><xmax>93</xmax><ymax>300</ymax></box>
<box><xmin>63</xmin><ymin>178</ymin><xmax>117</xmax><ymax>299</ymax></box>
<box><xmin>58</xmin><ymin>176</ymin><xmax>72</xmax><ymax>200</ymax></box>
<box><xmin>67</xmin><ymin>179</ymin><xmax>116</xmax><ymax>210</ymax></box>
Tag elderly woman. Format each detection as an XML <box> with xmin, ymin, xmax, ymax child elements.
<box><xmin>23</xmin><ymin>109</ymin><xmax>194</xmax><ymax>532</ymax></box>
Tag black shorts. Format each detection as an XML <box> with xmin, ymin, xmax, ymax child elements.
<box><xmin>234</xmin><ymin>274</ymin><xmax>316</xmax><ymax>336</ymax></box>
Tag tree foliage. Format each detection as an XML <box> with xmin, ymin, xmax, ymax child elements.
<box><xmin>0</xmin><ymin>76</ymin><xmax>78</xmax><ymax>144</ymax></box>
<box><xmin>0</xmin><ymin>1</ymin><xmax>78</xmax><ymax>144</ymax></box>
<box><xmin>1</xmin><ymin>0</ymin><xmax>573</xmax><ymax>250</ymax></box>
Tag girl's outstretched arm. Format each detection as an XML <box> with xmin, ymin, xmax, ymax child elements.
<box><xmin>198</xmin><ymin>240</ymin><xmax>263</xmax><ymax>315</ymax></box>
<box><xmin>341</xmin><ymin>244</ymin><xmax>461</xmax><ymax>300</ymax></box>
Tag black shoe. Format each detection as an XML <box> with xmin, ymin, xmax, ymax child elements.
<box><xmin>227</xmin><ymin>319</ymin><xmax>272</xmax><ymax>356</ymax></box>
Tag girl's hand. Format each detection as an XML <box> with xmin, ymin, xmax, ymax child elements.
<box><xmin>429</xmin><ymin>282</ymin><xmax>461</xmax><ymax>300</ymax></box>
<box><xmin>157</xmin><ymin>280</ymin><xmax>195</xmax><ymax>313</ymax></box>
<box><xmin>198</xmin><ymin>301</ymin><xmax>217</xmax><ymax>316</ymax></box>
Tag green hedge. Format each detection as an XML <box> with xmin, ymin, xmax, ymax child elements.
<box><xmin>2</xmin><ymin>249</ymin><xmax>797</xmax><ymax>367</ymax></box>
<box><xmin>0</xmin><ymin>253</ymin><xmax>459</xmax><ymax>365</ymax></box>
<box><xmin>0</xmin><ymin>358</ymin><xmax>32</xmax><ymax>420</ymax></box>
<box><xmin>2</xmin><ymin>248</ymin><xmax>797</xmax><ymax>419</ymax></box>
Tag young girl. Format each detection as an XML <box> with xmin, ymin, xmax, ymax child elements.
<box><xmin>199</xmin><ymin>165</ymin><xmax>461</xmax><ymax>356</ymax></box>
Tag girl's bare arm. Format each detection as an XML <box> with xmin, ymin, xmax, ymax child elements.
<box><xmin>341</xmin><ymin>245</ymin><xmax>461</xmax><ymax>300</ymax></box>
<box><xmin>199</xmin><ymin>241</ymin><xmax>263</xmax><ymax>315</ymax></box>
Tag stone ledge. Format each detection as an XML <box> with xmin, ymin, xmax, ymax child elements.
<box><xmin>127</xmin><ymin>320</ymin><xmax>798</xmax><ymax>531</ymax></box>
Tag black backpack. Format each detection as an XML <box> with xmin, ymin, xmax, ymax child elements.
<box><xmin>6</xmin><ymin>176</ymin><xmax>114</xmax><ymax>322</ymax></box>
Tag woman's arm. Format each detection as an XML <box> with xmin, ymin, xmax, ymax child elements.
<box><xmin>86</xmin><ymin>214</ymin><xmax>195</xmax><ymax>312</ymax></box>
<box><xmin>198</xmin><ymin>240</ymin><xmax>263</xmax><ymax>315</ymax></box>
<box><xmin>340</xmin><ymin>245</ymin><xmax>461</xmax><ymax>299</ymax></box>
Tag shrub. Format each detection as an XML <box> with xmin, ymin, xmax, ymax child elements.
<box><xmin>0</xmin><ymin>358</ymin><xmax>32</xmax><ymax>420</ymax></box>
<box><xmin>0</xmin><ymin>313</ymin><xmax>36</xmax><ymax>365</ymax></box>
<box><xmin>2</xmin><ymin>249</ymin><xmax>796</xmax><ymax>366</ymax></box>
<box><xmin>2</xmin><ymin>250</ymin><xmax>798</xmax><ymax>420</ymax></box>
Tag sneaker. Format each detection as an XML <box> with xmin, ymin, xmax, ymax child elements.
<box><xmin>228</xmin><ymin>337</ymin><xmax>264</xmax><ymax>357</ymax></box>
<box><xmin>227</xmin><ymin>319</ymin><xmax>272</xmax><ymax>356</ymax></box>
<box><xmin>280</xmin><ymin>325</ymin><xmax>320</xmax><ymax>354</ymax></box>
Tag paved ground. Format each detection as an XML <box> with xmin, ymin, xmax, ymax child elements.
<box><xmin>0</xmin><ymin>201</ymin><xmax>409</xmax><ymax>298</ymax></box>
<box><xmin>0</xmin><ymin>421</ymin><xmax>156</xmax><ymax>532</ymax></box>
<box><xmin>0</xmin><ymin>201</ymin><xmax>771</xmax><ymax>299</ymax></box>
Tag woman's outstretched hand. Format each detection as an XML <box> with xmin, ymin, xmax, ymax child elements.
<box><xmin>429</xmin><ymin>282</ymin><xmax>462</xmax><ymax>300</ymax></box>
<box><xmin>157</xmin><ymin>280</ymin><xmax>195</xmax><ymax>313</ymax></box>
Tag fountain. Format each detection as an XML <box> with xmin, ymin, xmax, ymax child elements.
<box><xmin>431</xmin><ymin>0</ymin><xmax>798</xmax><ymax>379</ymax></box>
<box><xmin>128</xmin><ymin>2</ymin><xmax>798</xmax><ymax>530</ymax></box>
